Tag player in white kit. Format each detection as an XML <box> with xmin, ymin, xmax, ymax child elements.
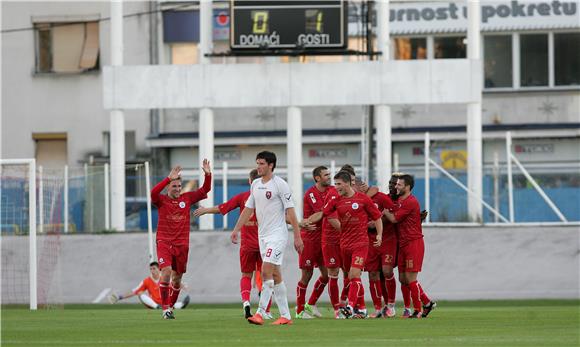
<box><xmin>231</xmin><ymin>151</ymin><xmax>304</xmax><ymax>325</ymax></box>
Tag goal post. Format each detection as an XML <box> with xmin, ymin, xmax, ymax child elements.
<box><xmin>0</xmin><ymin>158</ymin><xmax>37</xmax><ymax>310</ymax></box>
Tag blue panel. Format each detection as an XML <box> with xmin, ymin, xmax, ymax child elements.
<box><xmin>163</xmin><ymin>10</ymin><xmax>200</xmax><ymax>43</ymax></box>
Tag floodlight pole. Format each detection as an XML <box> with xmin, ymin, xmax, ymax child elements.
<box><xmin>199</xmin><ymin>0</ymin><xmax>215</xmax><ymax>230</ymax></box>
<box><xmin>110</xmin><ymin>0</ymin><xmax>126</xmax><ymax>231</ymax></box>
<box><xmin>376</xmin><ymin>0</ymin><xmax>392</xmax><ymax>190</ymax></box>
<box><xmin>467</xmin><ymin>0</ymin><xmax>483</xmax><ymax>222</ymax></box>
<box><xmin>288</xmin><ymin>106</ymin><xmax>303</xmax><ymax>219</ymax></box>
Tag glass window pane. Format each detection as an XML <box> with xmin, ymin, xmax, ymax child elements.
<box><xmin>434</xmin><ymin>36</ymin><xmax>466</xmax><ymax>59</ymax></box>
<box><xmin>484</xmin><ymin>35</ymin><xmax>513</xmax><ymax>88</ymax></box>
<box><xmin>555</xmin><ymin>33</ymin><xmax>580</xmax><ymax>86</ymax></box>
<box><xmin>394</xmin><ymin>38</ymin><xmax>427</xmax><ymax>60</ymax></box>
<box><xmin>520</xmin><ymin>34</ymin><xmax>548</xmax><ymax>87</ymax></box>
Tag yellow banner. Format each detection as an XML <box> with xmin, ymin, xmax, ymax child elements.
<box><xmin>440</xmin><ymin>150</ymin><xmax>467</xmax><ymax>170</ymax></box>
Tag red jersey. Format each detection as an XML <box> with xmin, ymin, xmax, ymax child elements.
<box><xmin>151</xmin><ymin>174</ymin><xmax>212</xmax><ymax>245</ymax></box>
<box><xmin>132</xmin><ymin>276</ymin><xmax>161</xmax><ymax>304</ymax></box>
<box><xmin>321</xmin><ymin>187</ymin><xmax>340</xmax><ymax>245</ymax></box>
<box><xmin>323</xmin><ymin>191</ymin><xmax>382</xmax><ymax>249</ymax></box>
<box><xmin>301</xmin><ymin>185</ymin><xmax>334</xmax><ymax>242</ymax></box>
<box><xmin>369</xmin><ymin>192</ymin><xmax>396</xmax><ymax>236</ymax></box>
<box><xmin>218</xmin><ymin>191</ymin><xmax>259</xmax><ymax>252</ymax></box>
<box><xmin>393</xmin><ymin>194</ymin><xmax>423</xmax><ymax>247</ymax></box>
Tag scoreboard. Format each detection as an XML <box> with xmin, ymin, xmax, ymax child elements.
<box><xmin>230</xmin><ymin>0</ymin><xmax>347</xmax><ymax>51</ymax></box>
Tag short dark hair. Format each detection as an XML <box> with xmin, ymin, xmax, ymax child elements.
<box><xmin>399</xmin><ymin>174</ymin><xmax>415</xmax><ymax>190</ymax></box>
<box><xmin>340</xmin><ymin>164</ymin><xmax>356</xmax><ymax>177</ymax></box>
<box><xmin>256</xmin><ymin>151</ymin><xmax>277</xmax><ymax>171</ymax></box>
<box><xmin>334</xmin><ymin>171</ymin><xmax>352</xmax><ymax>184</ymax></box>
<box><xmin>249</xmin><ymin>169</ymin><xmax>259</xmax><ymax>181</ymax></box>
<box><xmin>149</xmin><ymin>262</ymin><xmax>159</xmax><ymax>268</ymax></box>
<box><xmin>312</xmin><ymin>166</ymin><xmax>328</xmax><ymax>181</ymax></box>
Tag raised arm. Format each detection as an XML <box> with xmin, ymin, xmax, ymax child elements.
<box><xmin>199</xmin><ymin>159</ymin><xmax>212</xmax><ymax>194</ymax></box>
<box><xmin>151</xmin><ymin>166</ymin><xmax>181</xmax><ymax>204</ymax></box>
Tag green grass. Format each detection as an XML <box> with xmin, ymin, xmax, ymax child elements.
<box><xmin>2</xmin><ymin>300</ymin><xmax>579</xmax><ymax>347</ymax></box>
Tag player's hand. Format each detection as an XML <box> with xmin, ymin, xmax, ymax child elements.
<box><xmin>230</xmin><ymin>230</ymin><xmax>240</xmax><ymax>244</ymax></box>
<box><xmin>299</xmin><ymin>220</ymin><xmax>316</xmax><ymax>231</ymax></box>
<box><xmin>420</xmin><ymin>210</ymin><xmax>429</xmax><ymax>222</ymax></box>
<box><xmin>168</xmin><ymin>166</ymin><xmax>182</xmax><ymax>181</ymax></box>
<box><xmin>202</xmin><ymin>159</ymin><xmax>211</xmax><ymax>175</ymax></box>
<box><xmin>108</xmin><ymin>293</ymin><xmax>120</xmax><ymax>304</ymax></box>
<box><xmin>193</xmin><ymin>207</ymin><xmax>208</xmax><ymax>218</ymax></box>
<box><xmin>373</xmin><ymin>234</ymin><xmax>382</xmax><ymax>247</ymax></box>
<box><xmin>294</xmin><ymin>237</ymin><xmax>304</xmax><ymax>254</ymax></box>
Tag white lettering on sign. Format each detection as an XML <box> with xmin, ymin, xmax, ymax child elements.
<box><xmin>239</xmin><ymin>31</ymin><xmax>280</xmax><ymax>47</ymax></box>
<box><xmin>297</xmin><ymin>33</ymin><xmax>330</xmax><ymax>46</ymax></box>
<box><xmin>515</xmin><ymin>144</ymin><xmax>554</xmax><ymax>154</ymax></box>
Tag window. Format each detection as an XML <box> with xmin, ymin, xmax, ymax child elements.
<box><xmin>171</xmin><ymin>43</ymin><xmax>198</xmax><ymax>65</ymax></box>
<box><xmin>434</xmin><ymin>36</ymin><xmax>466</xmax><ymax>59</ymax></box>
<box><xmin>394</xmin><ymin>37</ymin><xmax>427</xmax><ymax>60</ymax></box>
<box><xmin>520</xmin><ymin>34</ymin><xmax>548</xmax><ymax>87</ymax></box>
<box><xmin>484</xmin><ymin>35</ymin><xmax>512</xmax><ymax>88</ymax></box>
<box><xmin>33</xmin><ymin>133</ymin><xmax>67</xmax><ymax>168</ymax></box>
<box><xmin>103</xmin><ymin>131</ymin><xmax>136</xmax><ymax>160</ymax></box>
<box><xmin>555</xmin><ymin>33</ymin><xmax>580</xmax><ymax>86</ymax></box>
<box><xmin>34</xmin><ymin>21</ymin><xmax>100</xmax><ymax>73</ymax></box>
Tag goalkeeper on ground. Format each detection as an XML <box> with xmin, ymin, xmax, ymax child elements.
<box><xmin>108</xmin><ymin>262</ymin><xmax>190</xmax><ymax>310</ymax></box>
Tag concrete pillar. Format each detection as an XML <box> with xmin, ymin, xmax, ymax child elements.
<box><xmin>287</xmin><ymin>106</ymin><xmax>303</xmax><ymax>219</ymax></box>
<box><xmin>376</xmin><ymin>0</ymin><xmax>391</xmax><ymax>190</ymax></box>
<box><xmin>198</xmin><ymin>0</ymin><xmax>214</xmax><ymax>229</ymax></box>
<box><xmin>467</xmin><ymin>0</ymin><xmax>483</xmax><ymax>222</ymax></box>
<box><xmin>110</xmin><ymin>0</ymin><xmax>125</xmax><ymax>231</ymax></box>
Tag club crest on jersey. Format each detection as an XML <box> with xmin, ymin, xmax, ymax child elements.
<box><xmin>179</xmin><ymin>201</ymin><xmax>186</xmax><ymax>209</ymax></box>
<box><xmin>330</xmin><ymin>257</ymin><xmax>336</xmax><ymax>264</ymax></box>
<box><xmin>352</xmin><ymin>202</ymin><xmax>359</xmax><ymax>210</ymax></box>
<box><xmin>266</xmin><ymin>191</ymin><xmax>272</xmax><ymax>199</ymax></box>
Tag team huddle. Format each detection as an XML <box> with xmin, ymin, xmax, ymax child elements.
<box><xmin>136</xmin><ymin>150</ymin><xmax>434</xmax><ymax>324</ymax></box>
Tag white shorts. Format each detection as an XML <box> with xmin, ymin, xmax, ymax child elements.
<box><xmin>259</xmin><ymin>236</ymin><xmax>287</xmax><ymax>266</ymax></box>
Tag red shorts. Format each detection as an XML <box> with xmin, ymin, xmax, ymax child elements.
<box><xmin>398</xmin><ymin>238</ymin><xmax>425</xmax><ymax>273</ymax></box>
<box><xmin>156</xmin><ymin>240</ymin><xmax>189</xmax><ymax>275</ymax></box>
<box><xmin>341</xmin><ymin>244</ymin><xmax>368</xmax><ymax>273</ymax></box>
<box><xmin>240</xmin><ymin>247</ymin><xmax>262</xmax><ymax>274</ymax></box>
<box><xmin>299</xmin><ymin>239</ymin><xmax>323</xmax><ymax>270</ymax></box>
<box><xmin>365</xmin><ymin>233</ymin><xmax>387</xmax><ymax>272</ymax></box>
<box><xmin>322</xmin><ymin>243</ymin><xmax>342</xmax><ymax>268</ymax></box>
<box><xmin>383</xmin><ymin>233</ymin><xmax>398</xmax><ymax>268</ymax></box>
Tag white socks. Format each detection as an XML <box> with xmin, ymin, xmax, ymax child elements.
<box><xmin>138</xmin><ymin>294</ymin><xmax>159</xmax><ymax>309</ymax></box>
<box><xmin>273</xmin><ymin>282</ymin><xmax>291</xmax><ymax>319</ymax></box>
<box><xmin>258</xmin><ymin>279</ymin><xmax>275</xmax><ymax>316</ymax></box>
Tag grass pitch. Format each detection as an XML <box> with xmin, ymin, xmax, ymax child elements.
<box><xmin>2</xmin><ymin>300</ymin><xmax>579</xmax><ymax>347</ymax></box>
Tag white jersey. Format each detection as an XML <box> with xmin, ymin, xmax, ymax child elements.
<box><xmin>245</xmin><ymin>175</ymin><xmax>294</xmax><ymax>239</ymax></box>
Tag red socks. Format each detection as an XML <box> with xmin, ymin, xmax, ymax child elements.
<box><xmin>409</xmin><ymin>281</ymin><xmax>422</xmax><ymax>312</ymax></box>
<box><xmin>401</xmin><ymin>283</ymin><xmax>411</xmax><ymax>309</ymax></box>
<box><xmin>418</xmin><ymin>283</ymin><xmax>431</xmax><ymax>305</ymax></box>
<box><xmin>341</xmin><ymin>277</ymin><xmax>351</xmax><ymax>303</ymax></box>
<box><xmin>328</xmin><ymin>276</ymin><xmax>340</xmax><ymax>309</ymax></box>
<box><xmin>169</xmin><ymin>284</ymin><xmax>181</xmax><ymax>308</ymax></box>
<box><xmin>159</xmin><ymin>281</ymin><xmax>170</xmax><ymax>310</ymax></box>
<box><xmin>385</xmin><ymin>275</ymin><xmax>397</xmax><ymax>305</ymax></box>
<box><xmin>369</xmin><ymin>279</ymin><xmax>382</xmax><ymax>311</ymax></box>
<box><xmin>296</xmin><ymin>281</ymin><xmax>308</xmax><ymax>314</ymax></box>
<box><xmin>240</xmin><ymin>276</ymin><xmax>252</xmax><ymax>302</ymax></box>
<box><xmin>307</xmin><ymin>276</ymin><xmax>328</xmax><ymax>306</ymax></box>
<box><xmin>347</xmin><ymin>278</ymin><xmax>362</xmax><ymax>308</ymax></box>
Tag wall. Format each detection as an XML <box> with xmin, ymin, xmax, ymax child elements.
<box><xmin>1</xmin><ymin>226</ymin><xmax>578</xmax><ymax>304</ymax></box>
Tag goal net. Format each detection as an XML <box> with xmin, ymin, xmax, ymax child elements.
<box><xmin>1</xmin><ymin>159</ymin><xmax>64</xmax><ymax>309</ymax></box>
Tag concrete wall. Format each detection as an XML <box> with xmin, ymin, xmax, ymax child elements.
<box><xmin>2</xmin><ymin>226</ymin><xmax>578</xmax><ymax>304</ymax></box>
<box><xmin>1</xmin><ymin>1</ymin><xmax>151</xmax><ymax>164</ymax></box>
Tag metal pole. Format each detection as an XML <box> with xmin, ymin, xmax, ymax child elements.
<box><xmin>467</xmin><ymin>0</ymin><xmax>483</xmax><ymax>223</ymax></box>
<box><xmin>493</xmin><ymin>151</ymin><xmax>499</xmax><ymax>223</ymax></box>
<box><xmin>64</xmin><ymin>165</ymin><xmax>69</xmax><ymax>233</ymax></box>
<box><xmin>199</xmin><ymin>108</ymin><xmax>215</xmax><ymax>230</ymax></box>
<box><xmin>29</xmin><ymin>159</ymin><xmax>37</xmax><ymax>310</ymax></box>
<box><xmin>110</xmin><ymin>0</ymin><xmax>126</xmax><ymax>231</ymax></box>
<box><xmin>222</xmin><ymin>161</ymin><xmax>228</xmax><ymax>229</ymax></box>
<box><xmin>38</xmin><ymin>166</ymin><xmax>43</xmax><ymax>234</ymax></box>
<box><xmin>104</xmin><ymin>163</ymin><xmax>110</xmax><ymax>230</ymax></box>
<box><xmin>424</xmin><ymin>132</ymin><xmax>430</xmax><ymax>223</ymax></box>
<box><xmin>145</xmin><ymin>161</ymin><xmax>154</xmax><ymax>261</ymax></box>
<box><xmin>506</xmin><ymin>131</ymin><xmax>515</xmax><ymax>223</ymax></box>
<box><xmin>330</xmin><ymin>160</ymin><xmax>336</xmax><ymax>186</ymax></box>
<box><xmin>376</xmin><ymin>0</ymin><xmax>391</xmax><ymax>190</ymax></box>
<box><xmin>393</xmin><ymin>152</ymin><xmax>399</xmax><ymax>174</ymax></box>
<box><xmin>511</xmin><ymin>154</ymin><xmax>568</xmax><ymax>222</ymax></box>
<box><xmin>287</xmin><ymin>106</ymin><xmax>303</xmax><ymax>219</ymax></box>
